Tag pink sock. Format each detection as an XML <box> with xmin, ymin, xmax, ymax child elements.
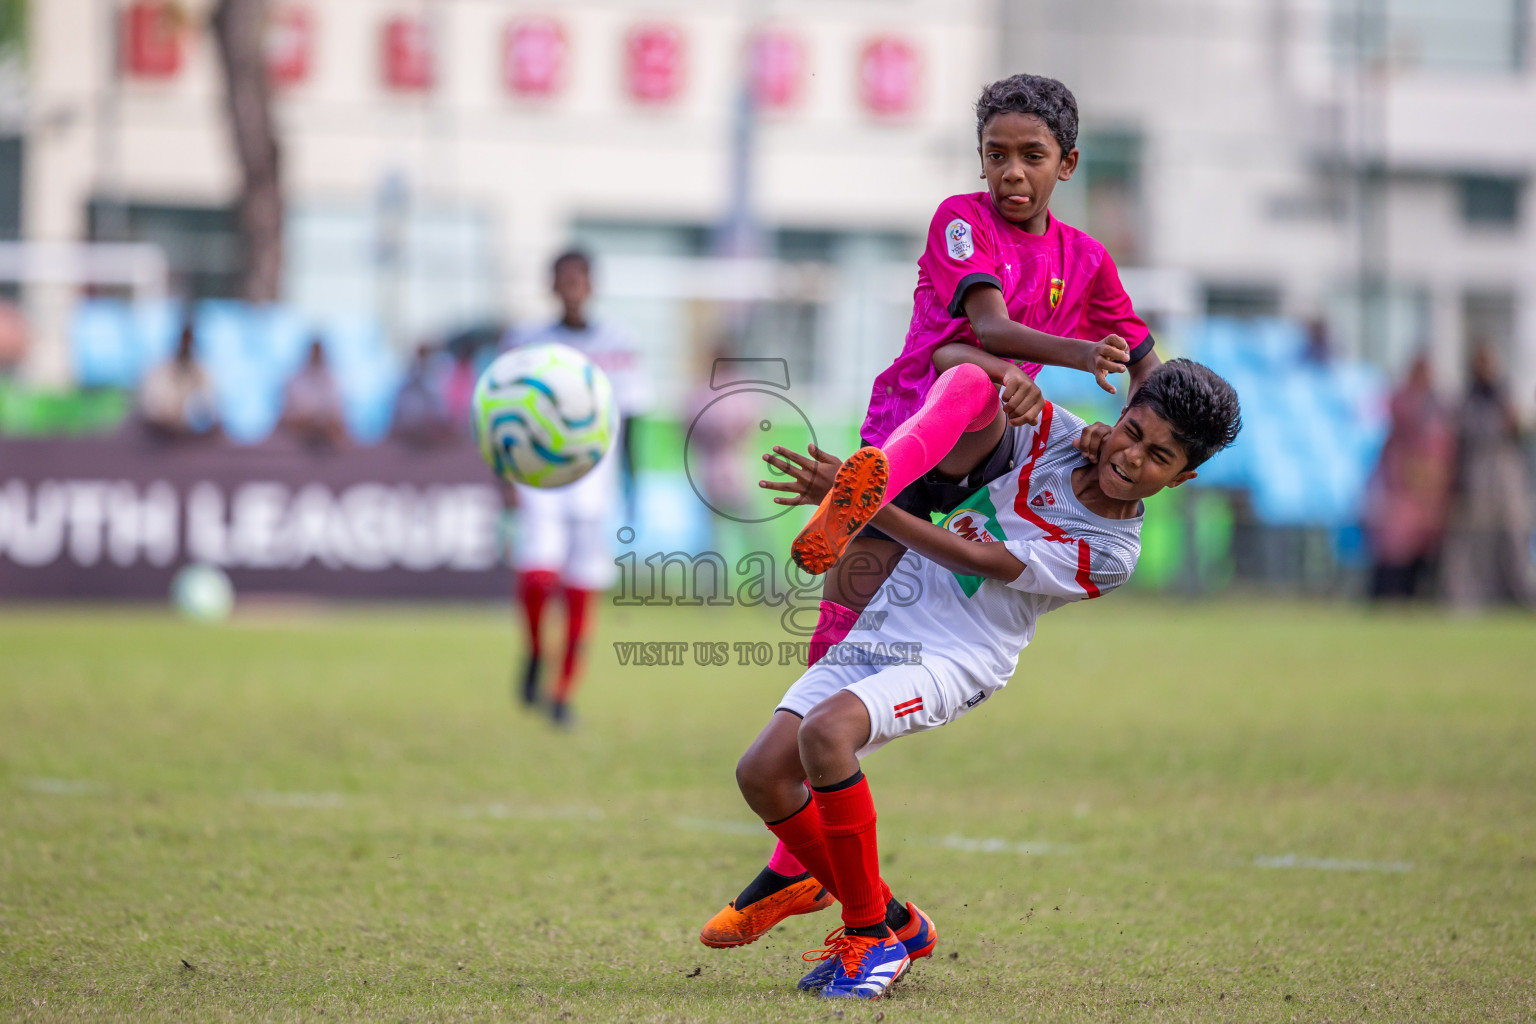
<box><xmin>880</xmin><ymin>362</ymin><xmax>997</xmax><ymax>501</ymax></box>
<box><xmin>767</xmin><ymin>842</ymin><xmax>806</xmax><ymax>876</ymax></box>
<box><xmin>807</xmin><ymin>599</ymin><xmax>860</xmax><ymax>667</ymax></box>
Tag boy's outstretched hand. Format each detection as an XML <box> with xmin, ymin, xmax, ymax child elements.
<box><xmin>1000</xmin><ymin>364</ymin><xmax>1046</xmax><ymax>426</ymax></box>
<box><xmin>1085</xmin><ymin>334</ymin><xmax>1131</xmax><ymax>394</ymax></box>
<box><xmin>760</xmin><ymin>444</ymin><xmax>842</xmax><ymax>506</ymax></box>
<box><xmin>1073</xmin><ymin>421</ymin><xmax>1114</xmax><ymax>463</ymax></box>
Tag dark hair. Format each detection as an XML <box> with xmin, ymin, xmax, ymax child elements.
<box><xmin>975</xmin><ymin>74</ymin><xmax>1079</xmax><ymax>155</ymax></box>
<box><xmin>1125</xmin><ymin>359</ymin><xmax>1242</xmax><ymax>470</ymax></box>
<box><xmin>551</xmin><ymin>248</ymin><xmax>591</xmax><ymax>277</ymax></box>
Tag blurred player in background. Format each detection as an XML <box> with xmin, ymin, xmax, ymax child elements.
<box><xmin>503</xmin><ymin>249</ymin><xmax>651</xmax><ymax>725</ymax></box>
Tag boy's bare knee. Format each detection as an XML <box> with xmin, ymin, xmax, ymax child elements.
<box><xmin>797</xmin><ymin>707</ymin><xmax>835</xmax><ymax>756</ymax></box>
<box><xmin>797</xmin><ymin>698</ymin><xmax>866</xmax><ymax>785</ymax></box>
<box><xmin>735</xmin><ymin>749</ymin><xmax>768</xmax><ymax>800</ymax></box>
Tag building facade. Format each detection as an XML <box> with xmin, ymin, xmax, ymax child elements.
<box><xmin>22</xmin><ymin>0</ymin><xmax>994</xmax><ymax>413</ymax></box>
<box><xmin>17</xmin><ymin>0</ymin><xmax>1535</xmax><ymax>413</ymax></box>
<box><xmin>1002</xmin><ymin>0</ymin><xmax>1536</xmax><ymax>404</ymax></box>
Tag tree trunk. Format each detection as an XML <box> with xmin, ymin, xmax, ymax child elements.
<box><xmin>210</xmin><ymin>0</ymin><xmax>282</xmax><ymax>303</ymax></box>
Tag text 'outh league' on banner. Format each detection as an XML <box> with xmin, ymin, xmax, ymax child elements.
<box><xmin>0</xmin><ymin>436</ymin><xmax>509</xmax><ymax>599</ymax></box>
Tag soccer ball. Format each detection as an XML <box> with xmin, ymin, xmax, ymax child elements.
<box><xmin>171</xmin><ymin>562</ymin><xmax>235</xmax><ymax>622</ymax></box>
<box><xmin>473</xmin><ymin>343</ymin><xmax>616</xmax><ymax>488</ymax></box>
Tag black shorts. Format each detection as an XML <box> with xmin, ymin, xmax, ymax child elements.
<box><xmin>857</xmin><ymin>426</ymin><xmax>1020</xmax><ymax>544</ymax></box>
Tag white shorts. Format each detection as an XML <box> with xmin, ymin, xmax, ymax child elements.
<box><xmin>775</xmin><ymin>654</ymin><xmax>1004</xmax><ymax>759</ymax></box>
<box><xmin>513</xmin><ymin>447</ymin><xmax>619</xmax><ymax>591</ymax></box>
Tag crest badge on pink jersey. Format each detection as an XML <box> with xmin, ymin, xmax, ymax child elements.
<box><xmin>945</xmin><ymin>218</ymin><xmax>973</xmax><ymax>260</ymax></box>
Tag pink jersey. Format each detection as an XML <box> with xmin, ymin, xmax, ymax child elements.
<box><xmin>862</xmin><ymin>192</ymin><xmax>1153</xmax><ymax>445</ymax></box>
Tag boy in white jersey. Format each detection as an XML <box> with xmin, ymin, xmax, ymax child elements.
<box><xmin>731</xmin><ymin>354</ymin><xmax>1241</xmax><ymax>1000</ymax></box>
<box><xmin>504</xmin><ymin>250</ymin><xmax>651</xmax><ymax>724</ymax></box>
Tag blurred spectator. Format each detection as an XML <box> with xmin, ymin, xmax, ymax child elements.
<box><xmin>1442</xmin><ymin>345</ymin><xmax>1533</xmax><ymax>609</ymax></box>
<box><xmin>137</xmin><ymin>323</ymin><xmax>220</xmax><ymax>439</ymax></box>
<box><xmin>1364</xmin><ymin>355</ymin><xmax>1453</xmax><ymax>599</ymax></box>
<box><xmin>390</xmin><ymin>344</ymin><xmax>455</xmax><ymax>447</ymax></box>
<box><xmin>685</xmin><ymin>343</ymin><xmax>763</xmax><ymax>562</ymax></box>
<box><xmin>686</xmin><ymin>343</ymin><xmax>759</xmax><ymax>519</ymax></box>
<box><xmin>443</xmin><ymin>347</ymin><xmax>479</xmax><ymax>432</ymax></box>
<box><xmin>279</xmin><ymin>337</ymin><xmax>348</xmax><ymax>448</ymax></box>
<box><xmin>0</xmin><ymin>298</ymin><xmax>26</xmax><ymax>377</ymax></box>
<box><xmin>1301</xmin><ymin>317</ymin><xmax>1333</xmax><ymax>367</ymax></box>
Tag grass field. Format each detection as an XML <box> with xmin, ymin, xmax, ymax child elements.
<box><xmin>2</xmin><ymin>599</ymin><xmax>1534</xmax><ymax>1022</ymax></box>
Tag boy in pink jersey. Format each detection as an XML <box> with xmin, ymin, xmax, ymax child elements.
<box><xmin>700</xmin><ymin>73</ymin><xmax>1164</xmax><ymax>950</ymax></box>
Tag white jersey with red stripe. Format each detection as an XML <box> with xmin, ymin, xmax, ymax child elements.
<box><xmin>863</xmin><ymin>401</ymin><xmax>1142</xmax><ymax>690</ymax></box>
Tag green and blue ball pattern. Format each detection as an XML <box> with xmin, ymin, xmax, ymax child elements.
<box><xmin>473</xmin><ymin>343</ymin><xmax>615</xmax><ymax>488</ymax></box>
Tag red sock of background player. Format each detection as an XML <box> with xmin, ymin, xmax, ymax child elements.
<box><xmin>520</xmin><ymin>570</ymin><xmax>559</xmax><ymax>656</ymax></box>
<box><xmin>880</xmin><ymin>362</ymin><xmax>997</xmax><ymax>501</ymax></box>
<box><xmin>552</xmin><ymin>587</ymin><xmax>594</xmax><ymax>707</ymax></box>
<box><xmin>518</xmin><ymin>570</ymin><xmax>560</xmax><ymax>704</ymax></box>
<box><xmin>764</xmin><ymin>794</ymin><xmax>840</xmax><ymax>903</ymax></box>
<box><xmin>812</xmin><ymin>771</ymin><xmax>889</xmax><ymax>934</ymax></box>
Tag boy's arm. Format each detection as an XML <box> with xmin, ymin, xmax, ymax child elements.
<box><xmin>760</xmin><ymin>444</ymin><xmax>1025</xmax><ymax>583</ymax></box>
<box><xmin>1125</xmin><ymin>348</ymin><xmax>1162</xmax><ymax>397</ymax></box>
<box><xmin>962</xmin><ymin>285</ymin><xmax>1129</xmax><ymax>394</ymax></box>
<box><xmin>932</xmin><ymin>342</ymin><xmax>1044</xmax><ymax>426</ymax></box>
<box><xmin>866</xmin><ymin>503</ymin><xmax>1026</xmax><ymax>582</ymax></box>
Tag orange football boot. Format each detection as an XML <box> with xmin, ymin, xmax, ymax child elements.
<box><xmin>699</xmin><ymin>877</ymin><xmax>835</xmax><ymax>948</ymax></box>
<box><xmin>790</xmin><ymin>446</ymin><xmax>890</xmax><ymax>575</ymax></box>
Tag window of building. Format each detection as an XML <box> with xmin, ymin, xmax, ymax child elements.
<box><xmin>1204</xmin><ymin>283</ymin><xmax>1282</xmax><ymax>319</ymax></box>
<box><xmin>0</xmin><ymin>136</ymin><xmax>20</xmax><ymax>241</ymax></box>
<box><xmin>1459</xmin><ymin>175</ymin><xmax>1522</xmax><ymax>228</ymax></box>
<box><xmin>1324</xmin><ymin>282</ymin><xmax>1430</xmax><ymax>369</ymax></box>
<box><xmin>570</xmin><ymin>221</ymin><xmax>919</xmax><ymax>413</ymax></box>
<box><xmin>1079</xmin><ymin>131</ymin><xmax>1145</xmax><ymax>266</ymax></box>
<box><xmin>1462</xmin><ymin>288</ymin><xmax>1517</xmax><ymax>361</ymax></box>
<box><xmin>286</xmin><ymin>202</ymin><xmax>500</xmax><ymax>347</ymax></box>
<box><xmin>1333</xmin><ymin>0</ymin><xmax>1526</xmax><ymax>73</ymax></box>
<box><xmin>87</xmin><ymin>200</ymin><xmax>241</xmax><ymax>301</ymax></box>
<box><xmin>0</xmin><ymin>135</ymin><xmax>20</xmax><ymax>300</ymax></box>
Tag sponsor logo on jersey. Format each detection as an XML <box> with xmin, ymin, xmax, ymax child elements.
<box><xmin>1049</xmin><ymin>277</ymin><xmax>1065</xmax><ymax>308</ymax></box>
<box><xmin>940</xmin><ymin>493</ymin><xmax>1009</xmax><ymax>598</ymax></box>
<box><xmin>893</xmin><ymin>696</ymin><xmax>925</xmax><ymax>719</ymax></box>
<box><xmin>965</xmin><ymin>690</ymin><xmax>987</xmax><ymax>708</ymax></box>
<box><xmin>943</xmin><ymin>509</ymin><xmax>997</xmax><ymax>543</ymax></box>
<box><xmin>1031</xmin><ymin>490</ymin><xmax>1055</xmax><ymax>508</ymax></box>
<box><xmin>945</xmin><ymin>218</ymin><xmax>974</xmax><ymax>260</ymax></box>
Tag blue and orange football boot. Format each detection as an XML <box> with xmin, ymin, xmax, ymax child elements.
<box><xmin>699</xmin><ymin>877</ymin><xmax>834</xmax><ymax>948</ymax></box>
<box><xmin>894</xmin><ymin>901</ymin><xmax>938</xmax><ymax>963</ymax></box>
<box><xmin>798</xmin><ymin>904</ymin><xmax>937</xmax><ymax>992</ymax></box>
<box><xmin>796</xmin><ymin>927</ymin><xmax>843</xmax><ymax>992</ymax></box>
<box><xmin>804</xmin><ymin>929</ymin><xmax>909</xmax><ymax>1000</ymax></box>
<box><xmin>790</xmin><ymin>446</ymin><xmax>889</xmax><ymax>575</ymax></box>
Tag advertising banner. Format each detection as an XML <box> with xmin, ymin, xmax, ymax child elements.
<box><xmin>0</xmin><ymin>436</ymin><xmax>508</xmax><ymax>601</ymax></box>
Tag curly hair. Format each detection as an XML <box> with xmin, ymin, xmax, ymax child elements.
<box><xmin>1125</xmin><ymin>359</ymin><xmax>1243</xmax><ymax>470</ymax></box>
<box><xmin>975</xmin><ymin>74</ymin><xmax>1079</xmax><ymax>156</ymax></box>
